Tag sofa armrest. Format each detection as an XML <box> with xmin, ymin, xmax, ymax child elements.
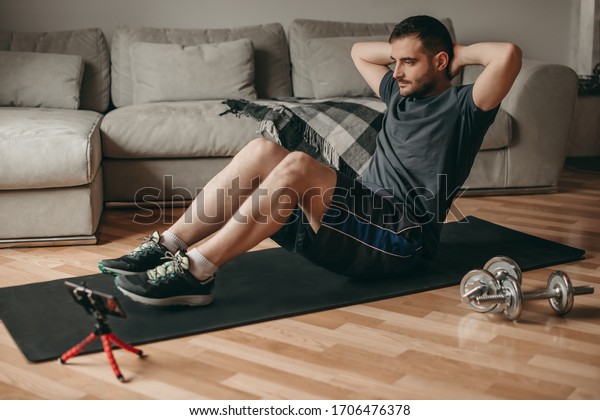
<box><xmin>462</xmin><ymin>59</ymin><xmax>578</xmax><ymax>189</ymax></box>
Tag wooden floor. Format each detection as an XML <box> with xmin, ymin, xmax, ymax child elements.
<box><xmin>0</xmin><ymin>168</ymin><xmax>598</xmax><ymax>400</ymax></box>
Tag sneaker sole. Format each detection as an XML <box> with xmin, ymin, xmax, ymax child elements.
<box><xmin>98</xmin><ymin>261</ymin><xmax>141</xmax><ymax>276</ymax></box>
<box><xmin>116</xmin><ymin>285</ymin><xmax>214</xmax><ymax>307</ymax></box>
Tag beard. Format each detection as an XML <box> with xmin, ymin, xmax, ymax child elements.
<box><xmin>397</xmin><ymin>69</ymin><xmax>438</xmax><ymax>99</ymax></box>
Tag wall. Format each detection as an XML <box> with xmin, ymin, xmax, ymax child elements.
<box><xmin>572</xmin><ymin>0</ymin><xmax>600</xmax><ymax>74</ymax></box>
<box><xmin>0</xmin><ymin>0</ymin><xmax>578</xmax><ymax>69</ymax></box>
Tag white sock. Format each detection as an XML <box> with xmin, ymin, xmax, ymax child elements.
<box><xmin>160</xmin><ymin>230</ymin><xmax>189</xmax><ymax>254</ymax></box>
<box><xmin>187</xmin><ymin>248</ymin><xmax>218</xmax><ymax>281</ymax></box>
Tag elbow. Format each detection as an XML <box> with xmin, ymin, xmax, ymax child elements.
<box><xmin>351</xmin><ymin>43</ymin><xmax>361</xmax><ymax>61</ymax></box>
<box><xmin>494</xmin><ymin>43</ymin><xmax>522</xmax><ymax>80</ymax></box>
<box><xmin>506</xmin><ymin>43</ymin><xmax>523</xmax><ymax>72</ymax></box>
<box><xmin>351</xmin><ymin>42</ymin><xmax>365</xmax><ymax>65</ymax></box>
<box><xmin>351</xmin><ymin>42</ymin><xmax>370</xmax><ymax>59</ymax></box>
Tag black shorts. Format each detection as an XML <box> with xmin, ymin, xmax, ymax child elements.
<box><xmin>270</xmin><ymin>171</ymin><xmax>423</xmax><ymax>278</ymax></box>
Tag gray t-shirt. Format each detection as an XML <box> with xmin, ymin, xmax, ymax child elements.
<box><xmin>359</xmin><ymin>71</ymin><xmax>499</xmax><ymax>258</ymax></box>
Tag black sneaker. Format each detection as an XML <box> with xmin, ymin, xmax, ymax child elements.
<box><xmin>98</xmin><ymin>231</ymin><xmax>170</xmax><ymax>275</ymax></box>
<box><xmin>114</xmin><ymin>250</ymin><xmax>215</xmax><ymax>306</ymax></box>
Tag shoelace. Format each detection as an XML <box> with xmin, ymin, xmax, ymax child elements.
<box><xmin>147</xmin><ymin>251</ymin><xmax>189</xmax><ymax>282</ymax></box>
<box><xmin>129</xmin><ymin>233</ymin><xmax>159</xmax><ymax>256</ymax></box>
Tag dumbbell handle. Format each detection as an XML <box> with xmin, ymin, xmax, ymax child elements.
<box><xmin>461</xmin><ymin>284</ymin><xmax>488</xmax><ymax>301</ymax></box>
<box><xmin>474</xmin><ymin>294</ymin><xmax>509</xmax><ymax>305</ymax></box>
<box><xmin>474</xmin><ymin>284</ymin><xmax>594</xmax><ymax>306</ymax></box>
<box><xmin>524</xmin><ymin>284</ymin><xmax>594</xmax><ymax>301</ymax></box>
<box><xmin>574</xmin><ymin>285</ymin><xmax>595</xmax><ymax>294</ymax></box>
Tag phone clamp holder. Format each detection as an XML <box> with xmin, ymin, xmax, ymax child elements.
<box><xmin>58</xmin><ymin>281</ymin><xmax>144</xmax><ymax>382</ymax></box>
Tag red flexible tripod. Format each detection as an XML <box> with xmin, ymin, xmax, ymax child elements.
<box><xmin>59</xmin><ymin>281</ymin><xmax>144</xmax><ymax>382</ymax></box>
<box><xmin>59</xmin><ymin>318</ymin><xmax>144</xmax><ymax>382</ymax></box>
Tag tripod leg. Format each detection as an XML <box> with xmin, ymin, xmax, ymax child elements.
<box><xmin>107</xmin><ymin>333</ymin><xmax>144</xmax><ymax>357</ymax></box>
<box><xmin>100</xmin><ymin>334</ymin><xmax>125</xmax><ymax>382</ymax></box>
<box><xmin>59</xmin><ymin>332</ymin><xmax>98</xmax><ymax>364</ymax></box>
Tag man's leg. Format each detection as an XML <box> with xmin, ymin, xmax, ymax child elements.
<box><xmin>113</xmin><ymin>150</ymin><xmax>337</xmax><ymax>306</ymax></box>
<box><xmin>191</xmin><ymin>151</ymin><xmax>337</xmax><ymax>267</ymax></box>
<box><xmin>99</xmin><ymin>138</ymin><xmax>290</xmax><ymax>275</ymax></box>
<box><xmin>167</xmin><ymin>138</ymin><xmax>292</xmax><ymax>246</ymax></box>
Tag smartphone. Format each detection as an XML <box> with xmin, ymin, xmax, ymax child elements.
<box><xmin>64</xmin><ymin>281</ymin><xmax>126</xmax><ymax>319</ymax></box>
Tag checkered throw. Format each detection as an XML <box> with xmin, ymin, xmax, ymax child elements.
<box><xmin>222</xmin><ymin>97</ymin><xmax>386</xmax><ymax>178</ymax></box>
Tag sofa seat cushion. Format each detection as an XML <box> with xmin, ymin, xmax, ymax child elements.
<box><xmin>0</xmin><ymin>108</ymin><xmax>102</xmax><ymax>189</ymax></box>
<box><xmin>101</xmin><ymin>101</ymin><xmax>261</xmax><ymax>159</ymax></box>
<box><xmin>100</xmin><ymin>95</ymin><xmax>510</xmax><ymax>162</ymax></box>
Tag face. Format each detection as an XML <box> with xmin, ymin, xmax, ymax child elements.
<box><xmin>390</xmin><ymin>36</ymin><xmax>444</xmax><ymax>98</ymax></box>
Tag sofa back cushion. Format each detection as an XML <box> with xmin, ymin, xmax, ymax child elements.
<box><xmin>0</xmin><ymin>28</ymin><xmax>110</xmax><ymax>113</ymax></box>
<box><xmin>289</xmin><ymin>18</ymin><xmax>457</xmax><ymax>98</ymax></box>
<box><xmin>131</xmin><ymin>39</ymin><xmax>257</xmax><ymax>104</ymax></box>
<box><xmin>306</xmin><ymin>35</ymin><xmax>389</xmax><ymax>98</ymax></box>
<box><xmin>0</xmin><ymin>51</ymin><xmax>84</xmax><ymax>109</ymax></box>
<box><xmin>111</xmin><ymin>23</ymin><xmax>291</xmax><ymax>107</ymax></box>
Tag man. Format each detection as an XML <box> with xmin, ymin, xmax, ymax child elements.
<box><xmin>99</xmin><ymin>15</ymin><xmax>521</xmax><ymax>307</ymax></box>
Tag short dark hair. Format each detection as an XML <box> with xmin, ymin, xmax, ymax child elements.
<box><xmin>389</xmin><ymin>15</ymin><xmax>454</xmax><ymax>79</ymax></box>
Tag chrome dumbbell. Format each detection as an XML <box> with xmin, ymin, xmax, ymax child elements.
<box><xmin>461</xmin><ymin>268</ymin><xmax>522</xmax><ymax>318</ymax></box>
<box><xmin>460</xmin><ymin>255</ymin><xmax>522</xmax><ymax>313</ymax></box>
<box><xmin>471</xmin><ymin>270</ymin><xmax>594</xmax><ymax>320</ymax></box>
<box><xmin>460</xmin><ymin>269</ymin><xmax>502</xmax><ymax>313</ymax></box>
<box><xmin>483</xmin><ymin>255</ymin><xmax>522</xmax><ymax>285</ymax></box>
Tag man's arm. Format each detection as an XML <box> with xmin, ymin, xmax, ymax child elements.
<box><xmin>450</xmin><ymin>42</ymin><xmax>522</xmax><ymax>111</ymax></box>
<box><xmin>351</xmin><ymin>42</ymin><xmax>393</xmax><ymax>98</ymax></box>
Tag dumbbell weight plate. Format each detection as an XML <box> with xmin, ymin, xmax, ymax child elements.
<box><xmin>460</xmin><ymin>269</ymin><xmax>501</xmax><ymax>313</ymax></box>
<box><xmin>548</xmin><ymin>271</ymin><xmax>574</xmax><ymax>315</ymax></box>
<box><xmin>502</xmin><ymin>276</ymin><xmax>524</xmax><ymax>321</ymax></box>
<box><xmin>483</xmin><ymin>256</ymin><xmax>522</xmax><ymax>285</ymax></box>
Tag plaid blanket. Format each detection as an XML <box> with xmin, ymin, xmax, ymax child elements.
<box><xmin>221</xmin><ymin>97</ymin><xmax>386</xmax><ymax>178</ymax></box>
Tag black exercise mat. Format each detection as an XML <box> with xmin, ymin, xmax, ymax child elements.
<box><xmin>0</xmin><ymin>216</ymin><xmax>585</xmax><ymax>362</ymax></box>
<box><xmin>565</xmin><ymin>156</ymin><xmax>600</xmax><ymax>174</ymax></box>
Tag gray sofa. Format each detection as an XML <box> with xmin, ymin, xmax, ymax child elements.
<box><xmin>0</xmin><ymin>28</ymin><xmax>109</xmax><ymax>246</ymax></box>
<box><xmin>0</xmin><ymin>19</ymin><xmax>579</xmax><ymax>247</ymax></box>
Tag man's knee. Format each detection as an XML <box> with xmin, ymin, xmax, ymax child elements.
<box><xmin>243</xmin><ymin>137</ymin><xmax>284</xmax><ymax>156</ymax></box>
<box><xmin>276</xmin><ymin>152</ymin><xmax>316</xmax><ymax>179</ymax></box>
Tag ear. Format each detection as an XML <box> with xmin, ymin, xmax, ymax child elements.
<box><xmin>434</xmin><ymin>51</ymin><xmax>450</xmax><ymax>73</ymax></box>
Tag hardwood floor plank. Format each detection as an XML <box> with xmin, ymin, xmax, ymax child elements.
<box><xmin>527</xmin><ymin>355</ymin><xmax>600</xmax><ymax>380</ymax></box>
<box><xmin>222</xmin><ymin>374</ymin><xmax>325</xmax><ymax>399</ymax></box>
<box><xmin>198</xmin><ymin>349</ymin><xmax>355</xmax><ymax>399</ymax></box>
<box><xmin>0</xmin><ymin>360</ymin><xmax>87</xmax><ymax>399</ymax></box>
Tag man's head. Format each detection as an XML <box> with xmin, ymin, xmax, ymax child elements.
<box><xmin>389</xmin><ymin>15</ymin><xmax>454</xmax><ymax>98</ymax></box>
